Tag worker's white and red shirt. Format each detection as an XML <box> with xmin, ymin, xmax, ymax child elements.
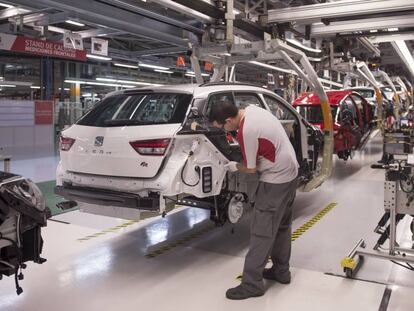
<box><xmin>237</xmin><ymin>105</ymin><xmax>299</xmax><ymax>184</ymax></box>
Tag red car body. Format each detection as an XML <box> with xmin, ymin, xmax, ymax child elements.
<box><xmin>293</xmin><ymin>90</ymin><xmax>374</xmax><ymax>160</ymax></box>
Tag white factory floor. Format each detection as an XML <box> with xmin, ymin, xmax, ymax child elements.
<box><xmin>1</xmin><ymin>132</ymin><xmax>414</xmax><ymax>311</ymax></box>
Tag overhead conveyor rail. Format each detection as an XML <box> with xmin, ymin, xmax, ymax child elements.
<box><xmin>267</xmin><ymin>0</ymin><xmax>414</xmax><ymax>25</ymax></box>
<box><xmin>191</xmin><ymin>37</ymin><xmax>334</xmax><ymax>191</ymax></box>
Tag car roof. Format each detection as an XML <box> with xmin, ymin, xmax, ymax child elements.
<box><xmin>293</xmin><ymin>90</ymin><xmax>353</xmax><ymax>106</ymax></box>
<box><xmin>106</xmin><ymin>82</ymin><xmax>280</xmax><ymax>99</ymax></box>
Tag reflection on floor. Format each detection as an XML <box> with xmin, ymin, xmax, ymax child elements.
<box><xmin>1</xmin><ymin>133</ymin><xmax>413</xmax><ymax>310</ymax></box>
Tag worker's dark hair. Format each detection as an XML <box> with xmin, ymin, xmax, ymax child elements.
<box><xmin>208</xmin><ymin>100</ymin><xmax>239</xmax><ymax>124</ymax></box>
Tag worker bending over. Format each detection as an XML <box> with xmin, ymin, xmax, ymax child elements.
<box><xmin>209</xmin><ymin>101</ymin><xmax>299</xmax><ymax>300</ymax></box>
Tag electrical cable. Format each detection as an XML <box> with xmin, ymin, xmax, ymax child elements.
<box><xmin>180</xmin><ymin>152</ymin><xmax>200</xmax><ymax>187</ymax></box>
<box><xmin>0</xmin><ymin>234</ymin><xmax>24</xmax><ymax>294</ymax></box>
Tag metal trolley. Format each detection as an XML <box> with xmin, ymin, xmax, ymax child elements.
<box><xmin>341</xmin><ymin>131</ymin><xmax>414</xmax><ymax>277</ymax></box>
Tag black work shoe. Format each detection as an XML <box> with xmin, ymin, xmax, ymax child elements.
<box><xmin>262</xmin><ymin>268</ymin><xmax>291</xmax><ymax>284</ymax></box>
<box><xmin>225</xmin><ymin>285</ymin><xmax>264</xmax><ymax>300</ymax></box>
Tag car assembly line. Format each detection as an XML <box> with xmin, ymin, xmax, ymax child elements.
<box><xmin>1</xmin><ymin>0</ymin><xmax>414</xmax><ymax>310</ymax></box>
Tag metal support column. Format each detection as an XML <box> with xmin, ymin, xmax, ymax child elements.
<box><xmin>40</xmin><ymin>57</ymin><xmax>54</xmax><ymax>100</ymax></box>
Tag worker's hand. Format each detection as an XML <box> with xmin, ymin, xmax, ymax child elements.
<box><xmin>224</xmin><ymin>161</ymin><xmax>239</xmax><ymax>172</ymax></box>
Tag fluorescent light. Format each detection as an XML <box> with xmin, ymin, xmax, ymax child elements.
<box><xmin>30</xmin><ymin>86</ymin><xmax>41</xmax><ymax>89</ymax></box>
<box><xmin>370</xmin><ymin>29</ymin><xmax>378</xmax><ymax>33</ymax></box>
<box><xmin>66</xmin><ymin>78</ymin><xmax>162</xmax><ymax>88</ymax></box>
<box><xmin>286</xmin><ymin>38</ymin><xmax>322</xmax><ymax>53</ymax></box>
<box><xmin>96</xmin><ymin>77</ymin><xmax>154</xmax><ymax>85</ymax></box>
<box><xmin>319</xmin><ymin>78</ymin><xmax>343</xmax><ymax>88</ymax></box>
<box><xmin>59</xmin><ymin>88</ymin><xmax>70</xmax><ymax>91</ymax></box>
<box><xmin>114</xmin><ymin>63</ymin><xmax>139</xmax><ymax>69</ymax></box>
<box><xmin>86</xmin><ymin>81</ymin><xmax>123</xmax><ymax>87</ymax></box>
<box><xmin>86</xmin><ymin>54</ymin><xmax>112</xmax><ymax>61</ymax></box>
<box><xmin>0</xmin><ymin>84</ymin><xmax>16</xmax><ymax>88</ymax></box>
<box><xmin>154</xmin><ymin>69</ymin><xmax>174</xmax><ymax>74</ymax></box>
<box><xmin>96</xmin><ymin>77</ymin><xmax>117</xmax><ymax>83</ymax></box>
<box><xmin>388</xmin><ymin>28</ymin><xmax>399</xmax><ymax>32</ymax></box>
<box><xmin>392</xmin><ymin>40</ymin><xmax>414</xmax><ymax>77</ymax></box>
<box><xmin>0</xmin><ymin>2</ymin><xmax>13</xmax><ymax>8</ymax></box>
<box><xmin>185</xmin><ymin>73</ymin><xmax>195</xmax><ymax>77</ymax></box>
<box><xmin>65</xmin><ymin>79</ymin><xmax>86</xmax><ymax>84</ymax></box>
<box><xmin>65</xmin><ymin>20</ymin><xmax>85</xmax><ymax>27</ymax></box>
<box><xmin>248</xmin><ymin>61</ymin><xmax>297</xmax><ymax>75</ymax></box>
<box><xmin>187</xmin><ymin>71</ymin><xmax>210</xmax><ymax>77</ymax></box>
<box><xmin>96</xmin><ymin>77</ymin><xmax>163</xmax><ymax>86</ymax></box>
<box><xmin>138</xmin><ymin>63</ymin><xmax>169</xmax><ymax>70</ymax></box>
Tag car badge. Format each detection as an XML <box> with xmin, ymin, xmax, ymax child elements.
<box><xmin>94</xmin><ymin>136</ymin><xmax>104</xmax><ymax>147</ymax></box>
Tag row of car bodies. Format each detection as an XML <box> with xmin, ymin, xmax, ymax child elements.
<box><xmin>293</xmin><ymin>90</ymin><xmax>375</xmax><ymax>160</ymax></box>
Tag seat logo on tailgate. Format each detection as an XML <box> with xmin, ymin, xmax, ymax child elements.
<box><xmin>94</xmin><ymin>136</ymin><xmax>104</xmax><ymax>147</ymax></box>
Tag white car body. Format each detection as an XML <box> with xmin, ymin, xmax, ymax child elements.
<box><xmin>56</xmin><ymin>83</ymin><xmax>323</xmax><ymax>223</ymax></box>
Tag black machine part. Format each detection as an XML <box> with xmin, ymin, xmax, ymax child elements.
<box><xmin>0</xmin><ymin>171</ymin><xmax>50</xmax><ymax>295</ymax></box>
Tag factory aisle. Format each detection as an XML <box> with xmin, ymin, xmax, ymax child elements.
<box><xmin>1</xmin><ymin>132</ymin><xmax>413</xmax><ymax>310</ymax></box>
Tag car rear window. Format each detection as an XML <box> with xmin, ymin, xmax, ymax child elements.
<box><xmin>77</xmin><ymin>93</ymin><xmax>192</xmax><ymax>127</ymax></box>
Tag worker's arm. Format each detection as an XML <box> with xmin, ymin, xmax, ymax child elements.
<box><xmin>225</xmin><ymin>121</ymin><xmax>258</xmax><ymax>174</ymax></box>
<box><xmin>236</xmin><ymin>163</ymin><xmax>257</xmax><ymax>174</ymax></box>
<box><xmin>240</xmin><ymin>121</ymin><xmax>258</xmax><ymax>173</ymax></box>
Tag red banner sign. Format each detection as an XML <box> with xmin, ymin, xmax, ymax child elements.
<box><xmin>0</xmin><ymin>33</ymin><xmax>87</xmax><ymax>61</ymax></box>
<box><xmin>35</xmin><ymin>101</ymin><xmax>54</xmax><ymax>125</ymax></box>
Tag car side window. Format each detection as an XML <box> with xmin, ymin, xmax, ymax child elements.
<box><xmin>234</xmin><ymin>93</ymin><xmax>264</xmax><ymax>109</ymax></box>
<box><xmin>205</xmin><ymin>92</ymin><xmax>234</xmax><ymax>118</ymax></box>
<box><xmin>340</xmin><ymin>98</ymin><xmax>358</xmax><ymax>125</ymax></box>
<box><xmin>263</xmin><ymin>94</ymin><xmax>299</xmax><ymax>151</ymax></box>
<box><xmin>263</xmin><ymin>94</ymin><xmax>296</xmax><ymax>121</ymax></box>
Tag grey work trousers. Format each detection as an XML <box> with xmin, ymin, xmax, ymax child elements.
<box><xmin>241</xmin><ymin>178</ymin><xmax>297</xmax><ymax>294</ymax></box>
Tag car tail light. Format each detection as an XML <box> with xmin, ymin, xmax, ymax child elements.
<box><xmin>130</xmin><ymin>138</ymin><xmax>171</xmax><ymax>156</ymax></box>
<box><xmin>60</xmin><ymin>136</ymin><xmax>75</xmax><ymax>151</ymax></box>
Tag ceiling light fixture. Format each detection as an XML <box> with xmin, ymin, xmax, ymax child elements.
<box><xmin>0</xmin><ymin>84</ymin><xmax>16</xmax><ymax>88</ymax></box>
<box><xmin>96</xmin><ymin>77</ymin><xmax>156</xmax><ymax>85</ymax></box>
<box><xmin>114</xmin><ymin>63</ymin><xmax>139</xmax><ymax>69</ymax></box>
<box><xmin>387</xmin><ymin>28</ymin><xmax>399</xmax><ymax>32</ymax></box>
<box><xmin>138</xmin><ymin>63</ymin><xmax>169</xmax><ymax>70</ymax></box>
<box><xmin>391</xmin><ymin>40</ymin><xmax>414</xmax><ymax>77</ymax></box>
<box><xmin>86</xmin><ymin>54</ymin><xmax>112</xmax><ymax>61</ymax></box>
<box><xmin>30</xmin><ymin>86</ymin><xmax>41</xmax><ymax>89</ymax></box>
<box><xmin>187</xmin><ymin>71</ymin><xmax>210</xmax><ymax>77</ymax></box>
<box><xmin>65</xmin><ymin>20</ymin><xmax>85</xmax><ymax>27</ymax></box>
<box><xmin>64</xmin><ymin>79</ymin><xmax>86</xmax><ymax>84</ymax></box>
<box><xmin>154</xmin><ymin>69</ymin><xmax>174</xmax><ymax>74</ymax></box>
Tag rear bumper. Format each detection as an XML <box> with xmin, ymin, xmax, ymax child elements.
<box><xmin>55</xmin><ymin>185</ymin><xmax>159</xmax><ymax>211</ymax></box>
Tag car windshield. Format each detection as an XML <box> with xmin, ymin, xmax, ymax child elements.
<box><xmin>77</xmin><ymin>93</ymin><xmax>192</xmax><ymax>127</ymax></box>
<box><xmin>296</xmin><ymin>105</ymin><xmax>338</xmax><ymax>123</ymax></box>
<box><xmin>353</xmin><ymin>89</ymin><xmax>374</xmax><ymax>98</ymax></box>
